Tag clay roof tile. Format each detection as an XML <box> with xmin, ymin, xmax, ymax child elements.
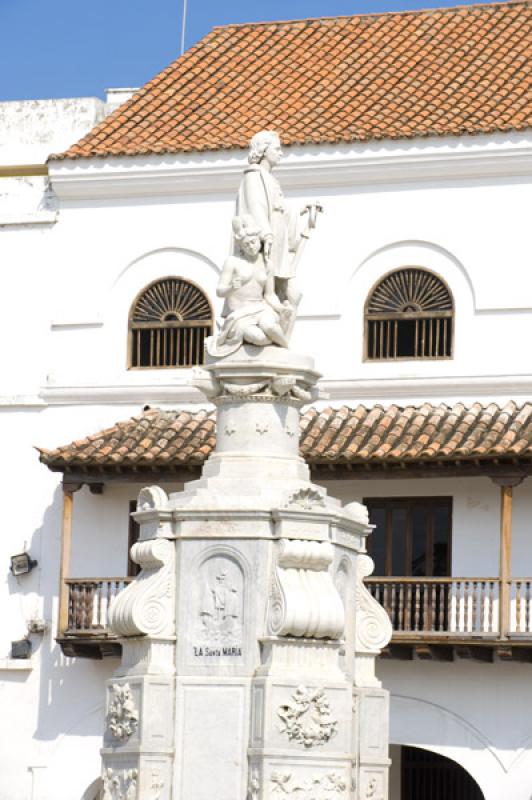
<box><xmin>37</xmin><ymin>401</ymin><xmax>532</xmax><ymax>472</ymax></box>
<box><xmin>51</xmin><ymin>2</ymin><xmax>531</xmax><ymax>161</ymax></box>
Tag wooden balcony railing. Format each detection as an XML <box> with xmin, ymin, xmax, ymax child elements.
<box><xmin>64</xmin><ymin>577</ymin><xmax>133</xmax><ymax>635</ymax></box>
<box><xmin>366</xmin><ymin>577</ymin><xmax>532</xmax><ymax>639</ymax></box>
<box><xmin>509</xmin><ymin>579</ymin><xmax>532</xmax><ymax>635</ymax></box>
<box><xmin>60</xmin><ymin>576</ymin><xmax>532</xmax><ymax>652</ymax></box>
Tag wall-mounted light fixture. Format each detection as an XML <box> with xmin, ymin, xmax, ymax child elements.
<box><xmin>11</xmin><ymin>638</ymin><xmax>32</xmax><ymax>659</ymax></box>
<box><xmin>10</xmin><ymin>552</ymin><xmax>38</xmax><ymax>576</ymax></box>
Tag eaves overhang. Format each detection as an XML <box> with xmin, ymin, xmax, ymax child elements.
<box><xmin>47</xmin><ymin>132</ymin><xmax>532</xmax><ymax>202</ymax></box>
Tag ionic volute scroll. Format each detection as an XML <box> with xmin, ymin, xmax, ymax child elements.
<box><xmin>354</xmin><ymin>554</ymin><xmax>392</xmax><ymax>674</ymax></box>
<box><xmin>108</xmin><ymin>537</ymin><xmax>176</xmax><ymax>639</ymax></box>
<box><xmin>267</xmin><ymin>539</ymin><xmax>345</xmax><ymax>639</ymax></box>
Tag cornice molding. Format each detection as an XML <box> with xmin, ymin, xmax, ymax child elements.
<box><xmin>321</xmin><ymin>373</ymin><xmax>532</xmax><ymax>401</ymax></box>
<box><xmin>0</xmin><ymin>211</ymin><xmax>58</xmax><ymax>227</ymax></box>
<box><xmin>20</xmin><ymin>371</ymin><xmax>532</xmax><ymax>407</ymax></box>
<box><xmin>38</xmin><ymin>382</ymin><xmax>201</xmax><ymax>406</ymax></box>
<box><xmin>48</xmin><ymin>133</ymin><xmax>532</xmax><ymax>201</ymax></box>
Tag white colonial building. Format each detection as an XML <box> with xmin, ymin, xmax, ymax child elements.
<box><xmin>0</xmin><ymin>2</ymin><xmax>531</xmax><ymax>798</ymax></box>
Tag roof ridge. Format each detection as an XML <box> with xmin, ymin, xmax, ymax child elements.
<box><xmin>210</xmin><ymin>1</ymin><xmax>527</xmax><ymax>31</ymax></box>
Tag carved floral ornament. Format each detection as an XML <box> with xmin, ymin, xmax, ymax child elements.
<box><xmin>278</xmin><ymin>685</ymin><xmax>338</xmax><ymax>748</ymax></box>
<box><xmin>107</xmin><ymin>683</ymin><xmax>139</xmax><ymax>741</ymax></box>
<box><xmin>270</xmin><ymin>771</ymin><xmax>346</xmax><ymax>796</ymax></box>
<box><xmin>285</xmin><ymin>487</ymin><xmax>326</xmax><ymax>510</ymax></box>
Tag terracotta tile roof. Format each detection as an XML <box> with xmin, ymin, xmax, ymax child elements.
<box><xmin>38</xmin><ymin>402</ymin><xmax>532</xmax><ymax>473</ymax></box>
<box><xmin>53</xmin><ymin>2</ymin><xmax>531</xmax><ymax>161</ymax></box>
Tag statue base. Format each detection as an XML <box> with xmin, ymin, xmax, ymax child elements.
<box><xmin>99</xmin><ymin>345</ymin><xmax>392</xmax><ymax>800</ymax></box>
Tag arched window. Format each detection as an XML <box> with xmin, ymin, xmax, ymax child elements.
<box><xmin>364</xmin><ymin>267</ymin><xmax>453</xmax><ymax>360</ymax></box>
<box><xmin>128</xmin><ymin>277</ymin><xmax>213</xmax><ymax>369</ymax></box>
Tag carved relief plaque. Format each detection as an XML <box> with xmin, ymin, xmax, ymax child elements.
<box><xmin>102</xmin><ymin>767</ymin><xmax>138</xmax><ymax>800</ymax></box>
<box><xmin>106</xmin><ymin>683</ymin><xmax>139</xmax><ymax>741</ymax></box>
<box><xmin>190</xmin><ymin>554</ymin><xmax>244</xmax><ymax>663</ymax></box>
<box><xmin>270</xmin><ymin>770</ymin><xmax>347</xmax><ymax>797</ymax></box>
<box><xmin>277</xmin><ymin>685</ymin><xmax>338</xmax><ymax>748</ymax></box>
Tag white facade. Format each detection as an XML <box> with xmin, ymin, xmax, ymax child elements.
<box><xmin>0</xmin><ymin>92</ymin><xmax>532</xmax><ymax>799</ymax></box>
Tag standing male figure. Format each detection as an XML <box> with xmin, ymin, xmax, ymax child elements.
<box><xmin>236</xmin><ymin>130</ymin><xmax>321</xmax><ymax>326</ymax></box>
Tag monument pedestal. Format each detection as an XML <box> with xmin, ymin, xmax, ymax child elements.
<box><xmin>99</xmin><ymin>347</ymin><xmax>391</xmax><ymax>800</ymax></box>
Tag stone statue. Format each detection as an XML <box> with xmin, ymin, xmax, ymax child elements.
<box><xmin>208</xmin><ymin>131</ymin><xmax>322</xmax><ymax>358</ymax></box>
<box><xmin>207</xmin><ymin>214</ymin><xmax>290</xmax><ymax>357</ymax></box>
<box><xmin>235</xmin><ymin>130</ymin><xmax>322</xmax><ymax>323</ymax></box>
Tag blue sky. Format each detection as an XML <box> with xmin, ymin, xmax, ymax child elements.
<box><xmin>0</xmin><ymin>0</ymin><xmax>511</xmax><ymax>101</ymax></box>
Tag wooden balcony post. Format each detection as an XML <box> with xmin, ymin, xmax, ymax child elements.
<box><xmin>491</xmin><ymin>476</ymin><xmax>524</xmax><ymax>639</ymax></box>
<box><xmin>57</xmin><ymin>481</ymin><xmax>82</xmax><ymax>637</ymax></box>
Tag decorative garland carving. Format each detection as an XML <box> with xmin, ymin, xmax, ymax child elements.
<box><xmin>267</xmin><ymin>539</ymin><xmax>344</xmax><ymax>639</ymax></box>
<box><xmin>355</xmin><ymin>555</ymin><xmax>392</xmax><ymax>653</ymax></box>
<box><xmin>108</xmin><ymin>538</ymin><xmax>175</xmax><ymax>639</ymax></box>
<box><xmin>278</xmin><ymin>685</ymin><xmax>338</xmax><ymax>748</ymax></box>
<box><xmin>270</xmin><ymin>770</ymin><xmax>346</xmax><ymax>796</ymax></box>
<box><xmin>102</xmin><ymin>767</ymin><xmax>138</xmax><ymax>800</ymax></box>
<box><xmin>107</xmin><ymin>683</ymin><xmax>139</xmax><ymax>741</ymax></box>
<box><xmin>191</xmin><ymin>368</ymin><xmax>318</xmax><ymax>405</ymax></box>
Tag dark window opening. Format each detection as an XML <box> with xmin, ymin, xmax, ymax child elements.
<box><xmin>128</xmin><ymin>501</ymin><xmax>141</xmax><ymax>577</ymax></box>
<box><xmin>365</xmin><ymin>497</ymin><xmax>452</xmax><ymax>632</ymax></box>
<box><xmin>128</xmin><ymin>277</ymin><xmax>213</xmax><ymax>369</ymax></box>
<box><xmin>365</xmin><ymin>267</ymin><xmax>453</xmax><ymax>360</ymax></box>
<box><xmin>402</xmin><ymin>746</ymin><xmax>484</xmax><ymax>800</ymax></box>
<box><xmin>365</xmin><ymin>496</ymin><xmax>452</xmax><ymax>578</ymax></box>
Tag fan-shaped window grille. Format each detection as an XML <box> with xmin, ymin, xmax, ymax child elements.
<box><xmin>365</xmin><ymin>268</ymin><xmax>453</xmax><ymax>360</ymax></box>
<box><xmin>128</xmin><ymin>277</ymin><xmax>213</xmax><ymax>369</ymax></box>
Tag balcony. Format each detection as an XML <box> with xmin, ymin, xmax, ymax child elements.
<box><xmin>57</xmin><ymin>578</ymin><xmax>133</xmax><ymax>658</ymax></box>
<box><xmin>57</xmin><ymin>575</ymin><xmax>532</xmax><ymax>661</ymax></box>
<box><xmin>366</xmin><ymin>577</ymin><xmax>532</xmax><ymax>661</ymax></box>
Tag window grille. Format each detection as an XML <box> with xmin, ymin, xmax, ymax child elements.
<box><xmin>401</xmin><ymin>746</ymin><xmax>484</xmax><ymax>800</ymax></box>
<box><xmin>364</xmin><ymin>268</ymin><xmax>453</xmax><ymax>360</ymax></box>
<box><xmin>128</xmin><ymin>277</ymin><xmax>213</xmax><ymax>369</ymax></box>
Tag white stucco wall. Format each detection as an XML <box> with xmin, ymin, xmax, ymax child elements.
<box><xmin>0</xmin><ymin>119</ymin><xmax>531</xmax><ymax>799</ymax></box>
<box><xmin>381</xmin><ymin>660</ymin><xmax>532</xmax><ymax>800</ymax></box>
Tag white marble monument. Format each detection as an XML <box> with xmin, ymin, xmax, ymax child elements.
<box><xmin>99</xmin><ymin>131</ymin><xmax>392</xmax><ymax>800</ymax></box>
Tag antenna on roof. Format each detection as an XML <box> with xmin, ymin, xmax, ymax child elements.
<box><xmin>180</xmin><ymin>0</ymin><xmax>188</xmax><ymax>56</ymax></box>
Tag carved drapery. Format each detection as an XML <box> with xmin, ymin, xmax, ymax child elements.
<box><xmin>268</xmin><ymin>540</ymin><xmax>345</xmax><ymax>639</ymax></box>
